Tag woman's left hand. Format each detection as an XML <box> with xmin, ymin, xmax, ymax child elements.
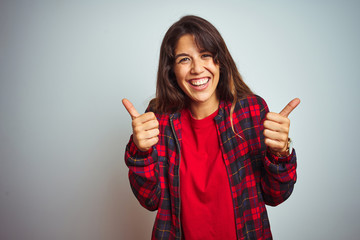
<box><xmin>263</xmin><ymin>98</ymin><xmax>300</xmax><ymax>156</ymax></box>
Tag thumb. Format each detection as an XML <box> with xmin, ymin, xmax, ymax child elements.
<box><xmin>122</xmin><ymin>98</ymin><xmax>140</xmax><ymax>119</ymax></box>
<box><xmin>279</xmin><ymin>98</ymin><xmax>301</xmax><ymax>117</ymax></box>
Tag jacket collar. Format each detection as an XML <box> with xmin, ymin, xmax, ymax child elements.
<box><xmin>215</xmin><ymin>100</ymin><xmax>231</xmax><ymax>123</ymax></box>
<box><xmin>169</xmin><ymin>100</ymin><xmax>231</xmax><ymax>121</ymax></box>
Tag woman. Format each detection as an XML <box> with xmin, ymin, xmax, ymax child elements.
<box><xmin>123</xmin><ymin>15</ymin><xmax>299</xmax><ymax>240</ymax></box>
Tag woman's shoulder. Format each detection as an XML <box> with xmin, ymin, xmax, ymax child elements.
<box><xmin>146</xmin><ymin>99</ymin><xmax>182</xmax><ymax>119</ymax></box>
<box><xmin>146</xmin><ymin>103</ymin><xmax>178</xmax><ymax>122</ymax></box>
<box><xmin>234</xmin><ymin>94</ymin><xmax>268</xmax><ymax>111</ymax></box>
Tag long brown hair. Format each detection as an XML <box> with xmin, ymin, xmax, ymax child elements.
<box><xmin>149</xmin><ymin>15</ymin><xmax>253</xmax><ymax>113</ymax></box>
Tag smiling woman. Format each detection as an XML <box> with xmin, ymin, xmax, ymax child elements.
<box><xmin>123</xmin><ymin>15</ymin><xmax>299</xmax><ymax>240</ymax></box>
<box><xmin>147</xmin><ymin>15</ymin><xmax>258</xmax><ymax>123</ymax></box>
<box><xmin>173</xmin><ymin>34</ymin><xmax>220</xmax><ymax>119</ymax></box>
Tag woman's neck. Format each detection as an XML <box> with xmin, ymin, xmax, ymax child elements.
<box><xmin>189</xmin><ymin>98</ymin><xmax>219</xmax><ymax>120</ymax></box>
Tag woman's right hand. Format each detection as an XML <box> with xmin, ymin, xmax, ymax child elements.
<box><xmin>122</xmin><ymin>99</ymin><xmax>160</xmax><ymax>152</ymax></box>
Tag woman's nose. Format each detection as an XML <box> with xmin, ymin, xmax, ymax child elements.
<box><xmin>190</xmin><ymin>58</ymin><xmax>204</xmax><ymax>74</ymax></box>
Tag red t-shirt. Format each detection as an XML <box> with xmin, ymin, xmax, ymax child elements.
<box><xmin>180</xmin><ymin>108</ymin><xmax>237</xmax><ymax>240</ymax></box>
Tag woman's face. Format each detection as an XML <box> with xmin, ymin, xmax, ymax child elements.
<box><xmin>173</xmin><ymin>34</ymin><xmax>220</xmax><ymax>110</ymax></box>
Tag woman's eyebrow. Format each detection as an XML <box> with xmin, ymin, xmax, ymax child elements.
<box><xmin>174</xmin><ymin>53</ymin><xmax>189</xmax><ymax>59</ymax></box>
<box><xmin>175</xmin><ymin>50</ymin><xmax>210</xmax><ymax>59</ymax></box>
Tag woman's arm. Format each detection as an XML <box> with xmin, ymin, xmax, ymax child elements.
<box><xmin>260</xmin><ymin>148</ymin><xmax>297</xmax><ymax>206</ymax></box>
<box><xmin>123</xmin><ymin>99</ymin><xmax>161</xmax><ymax>211</ymax></box>
<box><xmin>125</xmin><ymin>137</ymin><xmax>161</xmax><ymax>211</ymax></box>
<box><xmin>257</xmin><ymin>96</ymin><xmax>298</xmax><ymax>206</ymax></box>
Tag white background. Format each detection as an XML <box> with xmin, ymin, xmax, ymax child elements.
<box><xmin>1</xmin><ymin>0</ymin><xmax>359</xmax><ymax>239</ymax></box>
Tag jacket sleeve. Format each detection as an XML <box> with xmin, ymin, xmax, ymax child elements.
<box><xmin>257</xmin><ymin>97</ymin><xmax>297</xmax><ymax>206</ymax></box>
<box><xmin>124</xmin><ymin>135</ymin><xmax>161</xmax><ymax>211</ymax></box>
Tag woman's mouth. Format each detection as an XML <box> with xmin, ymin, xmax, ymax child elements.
<box><xmin>189</xmin><ymin>77</ymin><xmax>210</xmax><ymax>87</ymax></box>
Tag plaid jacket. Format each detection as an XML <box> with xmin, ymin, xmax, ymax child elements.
<box><xmin>125</xmin><ymin>95</ymin><xmax>297</xmax><ymax>240</ymax></box>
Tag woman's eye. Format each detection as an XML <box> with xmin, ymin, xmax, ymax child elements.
<box><xmin>178</xmin><ymin>57</ymin><xmax>190</xmax><ymax>63</ymax></box>
<box><xmin>202</xmin><ymin>53</ymin><xmax>212</xmax><ymax>59</ymax></box>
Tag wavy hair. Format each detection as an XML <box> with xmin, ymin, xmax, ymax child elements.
<box><xmin>149</xmin><ymin>15</ymin><xmax>253</xmax><ymax>114</ymax></box>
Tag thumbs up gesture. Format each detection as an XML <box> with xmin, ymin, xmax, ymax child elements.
<box><xmin>263</xmin><ymin>98</ymin><xmax>300</xmax><ymax>156</ymax></box>
<box><xmin>122</xmin><ymin>99</ymin><xmax>160</xmax><ymax>152</ymax></box>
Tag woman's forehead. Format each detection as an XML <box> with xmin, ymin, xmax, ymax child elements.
<box><xmin>174</xmin><ymin>33</ymin><xmax>212</xmax><ymax>54</ymax></box>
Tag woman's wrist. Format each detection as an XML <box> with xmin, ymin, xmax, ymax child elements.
<box><xmin>269</xmin><ymin>138</ymin><xmax>292</xmax><ymax>157</ymax></box>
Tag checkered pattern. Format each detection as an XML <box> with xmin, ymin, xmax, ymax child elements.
<box><xmin>125</xmin><ymin>95</ymin><xmax>297</xmax><ymax>240</ymax></box>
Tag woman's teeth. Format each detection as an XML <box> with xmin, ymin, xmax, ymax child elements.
<box><xmin>190</xmin><ymin>78</ymin><xmax>209</xmax><ymax>86</ymax></box>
